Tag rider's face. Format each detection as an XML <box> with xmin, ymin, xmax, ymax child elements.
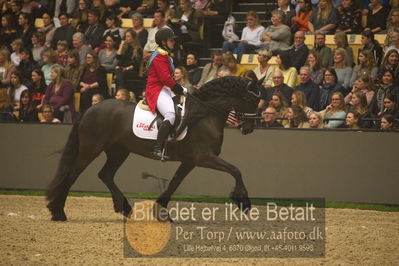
<box><xmin>164</xmin><ymin>38</ymin><xmax>175</xmax><ymax>50</ymax></box>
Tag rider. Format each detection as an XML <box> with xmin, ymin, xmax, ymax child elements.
<box><xmin>146</xmin><ymin>28</ymin><xmax>184</xmax><ymax>160</ymax></box>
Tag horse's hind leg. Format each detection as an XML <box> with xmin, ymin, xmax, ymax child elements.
<box><xmin>196</xmin><ymin>154</ymin><xmax>251</xmax><ymax>212</ymax></box>
<box><xmin>47</xmin><ymin>148</ymin><xmax>101</xmax><ymax>221</ymax></box>
<box><xmin>98</xmin><ymin>148</ymin><xmax>131</xmax><ymax>217</ymax></box>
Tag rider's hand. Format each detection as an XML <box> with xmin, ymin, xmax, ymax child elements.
<box><xmin>173</xmin><ymin>83</ymin><xmax>184</xmax><ymax>95</ymax></box>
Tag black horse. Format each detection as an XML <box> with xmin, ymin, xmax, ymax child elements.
<box><xmin>46</xmin><ymin>76</ymin><xmax>260</xmax><ymax>221</ymax></box>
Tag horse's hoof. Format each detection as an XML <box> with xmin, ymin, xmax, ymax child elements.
<box><xmin>241</xmin><ymin>198</ymin><xmax>252</xmax><ymax>214</ymax></box>
<box><xmin>50</xmin><ymin>210</ymin><xmax>67</xmax><ymax>221</ymax></box>
<box><xmin>230</xmin><ymin>194</ymin><xmax>251</xmax><ymax>214</ymax></box>
<box><xmin>122</xmin><ymin>199</ymin><xmax>132</xmax><ymax>218</ymax></box>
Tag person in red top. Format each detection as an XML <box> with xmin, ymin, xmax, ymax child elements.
<box><xmin>292</xmin><ymin>0</ymin><xmax>313</xmax><ymax>33</ymax></box>
<box><xmin>146</xmin><ymin>28</ymin><xmax>184</xmax><ymax>160</ymax></box>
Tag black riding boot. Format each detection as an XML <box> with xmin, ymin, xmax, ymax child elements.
<box><xmin>152</xmin><ymin>120</ymin><xmax>173</xmax><ymax>161</ymax></box>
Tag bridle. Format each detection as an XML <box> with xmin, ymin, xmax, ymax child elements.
<box><xmin>235</xmin><ymin>86</ymin><xmax>261</xmax><ymax>122</ymax></box>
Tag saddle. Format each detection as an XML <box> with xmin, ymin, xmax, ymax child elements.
<box><xmin>133</xmin><ymin>96</ymin><xmax>187</xmax><ymax>141</ymax></box>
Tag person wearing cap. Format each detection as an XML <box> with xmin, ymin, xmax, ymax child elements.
<box><xmin>146</xmin><ymin>28</ymin><xmax>184</xmax><ymax>160</ymax></box>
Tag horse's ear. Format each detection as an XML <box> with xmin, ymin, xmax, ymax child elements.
<box><xmin>257</xmin><ymin>76</ymin><xmax>266</xmax><ymax>86</ymax></box>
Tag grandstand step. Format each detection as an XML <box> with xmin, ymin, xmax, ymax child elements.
<box><xmin>232</xmin><ymin>11</ymin><xmax>267</xmax><ymax>21</ymax></box>
<box><xmin>236</xmin><ymin>3</ymin><xmax>266</xmax><ymax>12</ymax></box>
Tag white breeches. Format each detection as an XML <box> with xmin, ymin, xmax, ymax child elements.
<box><xmin>156</xmin><ymin>86</ymin><xmax>176</xmax><ymax>125</ymax></box>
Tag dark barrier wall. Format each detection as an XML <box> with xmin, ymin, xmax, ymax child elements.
<box><xmin>0</xmin><ymin>123</ymin><xmax>398</xmax><ymax>204</ymax></box>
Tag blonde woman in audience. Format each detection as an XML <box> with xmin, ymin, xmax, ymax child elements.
<box><xmin>384</xmin><ymin>31</ymin><xmax>399</xmax><ymax>55</ymax></box>
<box><xmin>349</xmin><ymin>50</ymin><xmax>378</xmax><ymax>87</ymax></box>
<box><xmin>320</xmin><ymin>91</ymin><xmax>347</xmax><ymax>128</ymax></box>
<box><xmin>306</xmin><ymin>51</ymin><xmax>323</xmax><ymax>85</ymax></box>
<box><xmin>384</xmin><ymin>8</ymin><xmax>399</xmax><ymax>48</ymax></box>
<box><xmin>174</xmin><ymin>66</ymin><xmax>193</xmax><ymax>93</ymax></box>
<box><xmin>308</xmin><ymin>112</ymin><xmax>325</xmax><ymax>128</ymax></box>
<box><xmin>91</xmin><ymin>93</ymin><xmax>104</xmax><ymax>105</ymax></box>
<box><xmin>291</xmin><ymin>90</ymin><xmax>313</xmax><ymax>117</ymax></box>
<box><xmin>41</xmin><ymin>49</ymin><xmax>60</xmax><ymax>85</ymax></box>
<box><xmin>10</xmin><ymin>39</ymin><xmax>23</xmax><ymax>66</ymax></box>
<box><xmin>0</xmin><ymin>49</ymin><xmax>16</xmax><ymax>88</ymax></box>
<box><xmin>222</xmin><ymin>52</ymin><xmax>247</xmax><ymax>77</ymax></box>
<box><xmin>115</xmin><ymin>88</ymin><xmax>130</xmax><ymax>101</ymax></box>
<box><xmin>253</xmin><ymin>49</ymin><xmax>274</xmax><ymax>88</ymax></box>
<box><xmin>333</xmin><ymin>31</ymin><xmax>354</xmax><ymax>67</ymax></box>
<box><xmin>308</xmin><ymin>0</ymin><xmax>338</xmax><ymax>34</ymax></box>
<box><xmin>43</xmin><ymin>66</ymin><xmax>75</xmax><ymax>121</ymax></box>
<box><xmin>222</xmin><ymin>10</ymin><xmax>264</xmax><ymax>62</ymax></box>
<box><xmin>115</xmin><ymin>29</ymin><xmax>143</xmax><ymax>91</ymax></box>
<box><xmin>196</xmin><ymin>51</ymin><xmax>224</xmax><ymax>88</ymax></box>
<box><xmin>332</xmin><ymin>48</ymin><xmax>353</xmax><ymax>90</ymax></box>
<box><xmin>345</xmin><ymin>74</ymin><xmax>375</xmax><ymax>105</ymax></box>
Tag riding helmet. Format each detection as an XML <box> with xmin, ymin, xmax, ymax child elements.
<box><xmin>155</xmin><ymin>28</ymin><xmax>175</xmax><ymax>46</ymax></box>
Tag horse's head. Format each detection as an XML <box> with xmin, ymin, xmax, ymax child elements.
<box><xmin>239</xmin><ymin>80</ymin><xmax>260</xmax><ymax>135</ymax></box>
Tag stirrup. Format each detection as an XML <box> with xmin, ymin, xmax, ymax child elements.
<box><xmin>151</xmin><ymin>146</ymin><xmax>169</xmax><ymax>161</ymax></box>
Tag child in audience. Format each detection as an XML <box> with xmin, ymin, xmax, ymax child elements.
<box><xmin>56</xmin><ymin>40</ymin><xmax>69</xmax><ymax>67</ymax></box>
<box><xmin>40</xmin><ymin>105</ymin><xmax>61</xmax><ymax>123</ymax></box>
<box><xmin>115</xmin><ymin>88</ymin><xmax>130</xmax><ymax>101</ymax></box>
<box><xmin>92</xmin><ymin>93</ymin><xmax>104</xmax><ymax>105</ymax></box>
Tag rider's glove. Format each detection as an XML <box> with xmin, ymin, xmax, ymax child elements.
<box><xmin>173</xmin><ymin>83</ymin><xmax>185</xmax><ymax>95</ymax></box>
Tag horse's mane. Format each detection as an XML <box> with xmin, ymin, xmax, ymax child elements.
<box><xmin>192</xmin><ymin>76</ymin><xmax>249</xmax><ymax>100</ymax></box>
<box><xmin>182</xmin><ymin>76</ymin><xmax>249</xmax><ymax>126</ymax></box>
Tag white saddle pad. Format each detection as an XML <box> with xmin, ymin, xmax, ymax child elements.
<box><xmin>132</xmin><ymin>100</ymin><xmax>187</xmax><ymax>141</ymax></box>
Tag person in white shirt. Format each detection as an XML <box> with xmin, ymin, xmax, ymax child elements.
<box><xmin>143</xmin><ymin>10</ymin><xmax>171</xmax><ymax>61</ymax></box>
<box><xmin>222</xmin><ymin>10</ymin><xmax>265</xmax><ymax>63</ymax></box>
<box><xmin>8</xmin><ymin>71</ymin><xmax>28</xmax><ymax>107</ymax></box>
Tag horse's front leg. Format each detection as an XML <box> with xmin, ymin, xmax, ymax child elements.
<box><xmin>196</xmin><ymin>154</ymin><xmax>251</xmax><ymax>213</ymax></box>
<box><xmin>156</xmin><ymin>161</ymin><xmax>195</xmax><ymax>208</ymax></box>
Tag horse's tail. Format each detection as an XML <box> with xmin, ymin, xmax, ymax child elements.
<box><xmin>46</xmin><ymin>119</ymin><xmax>80</xmax><ymax>203</ymax></box>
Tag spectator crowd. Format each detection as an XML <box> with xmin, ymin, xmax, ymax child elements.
<box><xmin>0</xmin><ymin>0</ymin><xmax>397</xmax><ymax>131</ymax></box>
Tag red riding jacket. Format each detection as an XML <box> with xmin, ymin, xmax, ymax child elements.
<box><xmin>145</xmin><ymin>47</ymin><xmax>175</xmax><ymax>113</ymax></box>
